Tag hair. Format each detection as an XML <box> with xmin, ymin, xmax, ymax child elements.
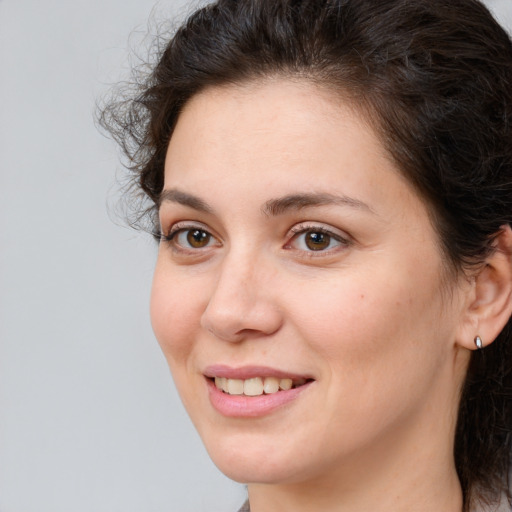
<box><xmin>99</xmin><ymin>0</ymin><xmax>512</xmax><ymax>509</ymax></box>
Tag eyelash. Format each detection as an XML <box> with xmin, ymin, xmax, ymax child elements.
<box><xmin>285</xmin><ymin>224</ymin><xmax>351</xmax><ymax>256</ymax></box>
<box><xmin>158</xmin><ymin>222</ymin><xmax>351</xmax><ymax>256</ymax></box>
<box><xmin>159</xmin><ymin>222</ymin><xmax>219</xmax><ymax>253</ymax></box>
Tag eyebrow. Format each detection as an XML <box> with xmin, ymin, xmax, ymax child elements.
<box><xmin>158</xmin><ymin>189</ymin><xmax>214</xmax><ymax>213</ymax></box>
<box><xmin>158</xmin><ymin>188</ymin><xmax>374</xmax><ymax>216</ymax></box>
<box><xmin>262</xmin><ymin>192</ymin><xmax>374</xmax><ymax>216</ymax></box>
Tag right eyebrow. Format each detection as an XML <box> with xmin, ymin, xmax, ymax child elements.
<box><xmin>262</xmin><ymin>192</ymin><xmax>375</xmax><ymax>217</ymax></box>
<box><xmin>158</xmin><ymin>189</ymin><xmax>214</xmax><ymax>214</ymax></box>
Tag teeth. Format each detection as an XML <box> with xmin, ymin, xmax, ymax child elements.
<box><xmin>263</xmin><ymin>377</ymin><xmax>279</xmax><ymax>394</ymax></box>
<box><xmin>244</xmin><ymin>377</ymin><xmax>263</xmax><ymax>396</ymax></box>
<box><xmin>279</xmin><ymin>378</ymin><xmax>292</xmax><ymax>390</ymax></box>
<box><xmin>214</xmin><ymin>376</ymin><xmax>306</xmax><ymax>396</ymax></box>
<box><xmin>214</xmin><ymin>377</ymin><xmax>228</xmax><ymax>393</ymax></box>
<box><xmin>226</xmin><ymin>379</ymin><xmax>244</xmax><ymax>395</ymax></box>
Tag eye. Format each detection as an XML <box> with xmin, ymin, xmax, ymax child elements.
<box><xmin>161</xmin><ymin>224</ymin><xmax>219</xmax><ymax>251</ymax></box>
<box><xmin>286</xmin><ymin>225</ymin><xmax>349</xmax><ymax>253</ymax></box>
<box><xmin>177</xmin><ymin>228</ymin><xmax>213</xmax><ymax>248</ymax></box>
<box><xmin>301</xmin><ymin>231</ymin><xmax>334</xmax><ymax>251</ymax></box>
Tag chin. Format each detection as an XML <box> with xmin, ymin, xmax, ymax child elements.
<box><xmin>214</xmin><ymin>458</ymin><xmax>301</xmax><ymax>485</ymax></box>
<box><xmin>201</xmin><ymin>433</ymin><xmax>313</xmax><ymax>485</ymax></box>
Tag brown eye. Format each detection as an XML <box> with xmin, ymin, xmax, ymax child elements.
<box><xmin>164</xmin><ymin>227</ymin><xmax>217</xmax><ymax>250</ymax></box>
<box><xmin>304</xmin><ymin>232</ymin><xmax>331</xmax><ymax>251</ymax></box>
<box><xmin>186</xmin><ymin>229</ymin><xmax>211</xmax><ymax>248</ymax></box>
<box><xmin>287</xmin><ymin>226</ymin><xmax>348</xmax><ymax>254</ymax></box>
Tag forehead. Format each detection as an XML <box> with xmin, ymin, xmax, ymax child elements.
<box><xmin>164</xmin><ymin>79</ymin><xmax>399</xmax><ymax>193</ymax></box>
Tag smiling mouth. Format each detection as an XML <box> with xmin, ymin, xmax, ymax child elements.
<box><xmin>212</xmin><ymin>376</ymin><xmax>312</xmax><ymax>396</ymax></box>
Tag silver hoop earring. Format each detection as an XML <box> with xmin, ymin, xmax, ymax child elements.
<box><xmin>474</xmin><ymin>335</ymin><xmax>483</xmax><ymax>350</ymax></box>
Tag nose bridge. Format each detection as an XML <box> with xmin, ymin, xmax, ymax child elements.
<box><xmin>216</xmin><ymin>248</ymin><xmax>257</xmax><ymax>305</ymax></box>
<box><xmin>200</xmin><ymin>245</ymin><xmax>281</xmax><ymax>341</ymax></box>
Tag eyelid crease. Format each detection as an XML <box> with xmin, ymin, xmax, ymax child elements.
<box><xmin>287</xmin><ymin>222</ymin><xmax>351</xmax><ymax>241</ymax></box>
<box><xmin>162</xmin><ymin>220</ymin><xmax>214</xmax><ymax>238</ymax></box>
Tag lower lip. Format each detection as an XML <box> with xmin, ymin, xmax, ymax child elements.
<box><xmin>206</xmin><ymin>379</ymin><xmax>313</xmax><ymax>418</ymax></box>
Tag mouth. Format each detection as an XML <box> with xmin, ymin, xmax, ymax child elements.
<box><xmin>210</xmin><ymin>376</ymin><xmax>313</xmax><ymax>396</ymax></box>
<box><xmin>203</xmin><ymin>366</ymin><xmax>315</xmax><ymax>417</ymax></box>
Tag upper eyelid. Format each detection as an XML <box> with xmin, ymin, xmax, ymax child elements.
<box><xmin>160</xmin><ymin>220</ymin><xmax>351</xmax><ymax>245</ymax></box>
<box><xmin>287</xmin><ymin>222</ymin><xmax>351</xmax><ymax>240</ymax></box>
<box><xmin>165</xmin><ymin>220</ymin><xmax>215</xmax><ymax>237</ymax></box>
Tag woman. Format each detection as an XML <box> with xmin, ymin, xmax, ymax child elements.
<box><xmin>101</xmin><ymin>0</ymin><xmax>512</xmax><ymax>510</ymax></box>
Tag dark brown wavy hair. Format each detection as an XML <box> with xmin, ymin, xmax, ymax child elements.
<box><xmin>99</xmin><ymin>0</ymin><xmax>512</xmax><ymax>509</ymax></box>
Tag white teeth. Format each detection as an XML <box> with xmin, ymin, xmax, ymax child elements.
<box><xmin>244</xmin><ymin>377</ymin><xmax>263</xmax><ymax>396</ymax></box>
<box><xmin>279</xmin><ymin>378</ymin><xmax>293</xmax><ymax>391</ymax></box>
<box><xmin>215</xmin><ymin>377</ymin><xmax>228</xmax><ymax>393</ymax></box>
<box><xmin>214</xmin><ymin>376</ymin><xmax>306</xmax><ymax>395</ymax></box>
<box><xmin>226</xmin><ymin>379</ymin><xmax>244</xmax><ymax>395</ymax></box>
<box><xmin>263</xmin><ymin>377</ymin><xmax>279</xmax><ymax>394</ymax></box>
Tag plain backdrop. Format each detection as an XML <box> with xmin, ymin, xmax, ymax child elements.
<box><xmin>0</xmin><ymin>1</ymin><xmax>511</xmax><ymax>511</ymax></box>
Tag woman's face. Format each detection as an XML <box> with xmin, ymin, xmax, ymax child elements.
<box><xmin>151</xmin><ymin>80</ymin><xmax>470</xmax><ymax>486</ymax></box>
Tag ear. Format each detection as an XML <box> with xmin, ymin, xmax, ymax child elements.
<box><xmin>456</xmin><ymin>225</ymin><xmax>512</xmax><ymax>351</ymax></box>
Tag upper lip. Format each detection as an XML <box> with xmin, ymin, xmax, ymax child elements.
<box><xmin>203</xmin><ymin>364</ymin><xmax>313</xmax><ymax>381</ymax></box>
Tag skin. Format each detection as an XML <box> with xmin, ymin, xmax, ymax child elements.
<box><xmin>150</xmin><ymin>79</ymin><xmax>508</xmax><ymax>512</ymax></box>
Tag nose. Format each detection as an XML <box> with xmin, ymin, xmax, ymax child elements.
<box><xmin>200</xmin><ymin>253</ymin><xmax>283</xmax><ymax>343</ymax></box>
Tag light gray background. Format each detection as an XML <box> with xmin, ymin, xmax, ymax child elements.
<box><xmin>0</xmin><ymin>1</ymin><xmax>511</xmax><ymax>511</ymax></box>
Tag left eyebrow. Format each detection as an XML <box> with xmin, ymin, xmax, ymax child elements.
<box><xmin>262</xmin><ymin>192</ymin><xmax>375</xmax><ymax>217</ymax></box>
<box><xmin>158</xmin><ymin>188</ymin><xmax>214</xmax><ymax>213</ymax></box>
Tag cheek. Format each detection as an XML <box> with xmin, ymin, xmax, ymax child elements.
<box><xmin>149</xmin><ymin>265</ymin><xmax>204</xmax><ymax>366</ymax></box>
<box><xmin>292</xmin><ymin>266</ymin><xmax>447</xmax><ymax>393</ymax></box>
<box><xmin>292</xmin><ymin>274</ymin><xmax>416</xmax><ymax>344</ymax></box>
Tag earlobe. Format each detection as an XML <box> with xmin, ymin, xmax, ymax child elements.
<box><xmin>456</xmin><ymin>225</ymin><xmax>512</xmax><ymax>351</ymax></box>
